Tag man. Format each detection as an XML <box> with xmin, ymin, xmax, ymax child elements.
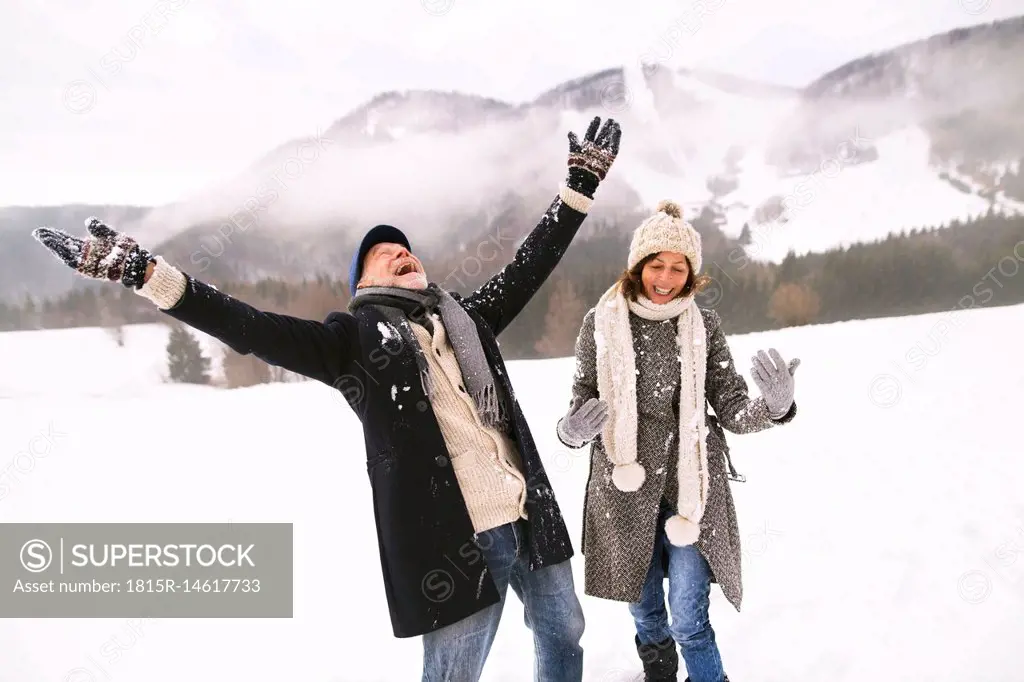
<box><xmin>32</xmin><ymin>116</ymin><xmax>622</xmax><ymax>681</ymax></box>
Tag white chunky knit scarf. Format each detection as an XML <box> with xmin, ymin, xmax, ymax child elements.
<box><xmin>593</xmin><ymin>281</ymin><xmax>709</xmax><ymax>546</ymax></box>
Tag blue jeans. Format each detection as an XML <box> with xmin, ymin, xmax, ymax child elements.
<box><xmin>628</xmin><ymin>504</ymin><xmax>725</xmax><ymax>682</ymax></box>
<box><xmin>421</xmin><ymin>520</ymin><xmax>585</xmax><ymax>682</ymax></box>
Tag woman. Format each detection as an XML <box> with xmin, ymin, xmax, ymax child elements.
<box><xmin>556</xmin><ymin>200</ymin><xmax>800</xmax><ymax>682</ymax></box>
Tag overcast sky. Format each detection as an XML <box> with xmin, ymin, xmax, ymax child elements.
<box><xmin>2</xmin><ymin>0</ymin><xmax>1021</xmax><ymax>207</ymax></box>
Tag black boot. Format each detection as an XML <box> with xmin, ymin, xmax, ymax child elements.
<box><xmin>635</xmin><ymin>634</ymin><xmax>678</xmax><ymax>681</ymax></box>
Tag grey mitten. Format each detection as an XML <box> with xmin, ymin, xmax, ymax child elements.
<box><xmin>557</xmin><ymin>397</ymin><xmax>609</xmax><ymax>448</ymax></box>
<box><xmin>751</xmin><ymin>349</ymin><xmax>800</xmax><ymax>419</ymax></box>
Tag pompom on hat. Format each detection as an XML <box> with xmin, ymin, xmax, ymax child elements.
<box><xmin>627</xmin><ymin>199</ymin><xmax>702</xmax><ymax>274</ymax></box>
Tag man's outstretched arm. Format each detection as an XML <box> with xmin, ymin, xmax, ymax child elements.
<box><xmin>139</xmin><ymin>257</ymin><xmax>355</xmax><ymax>386</ymax></box>
<box><xmin>32</xmin><ymin>219</ymin><xmax>355</xmax><ymax>386</ymax></box>
<box><xmin>459</xmin><ymin>116</ymin><xmax>621</xmax><ymax>337</ymax></box>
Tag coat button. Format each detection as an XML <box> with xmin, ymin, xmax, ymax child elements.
<box><xmin>435</xmin><ymin>455</ymin><xmax>448</xmax><ymax>467</ymax></box>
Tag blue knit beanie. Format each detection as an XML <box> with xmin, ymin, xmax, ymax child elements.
<box><xmin>348</xmin><ymin>224</ymin><xmax>411</xmax><ymax>294</ymax></box>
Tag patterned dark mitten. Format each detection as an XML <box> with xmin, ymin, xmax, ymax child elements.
<box><xmin>565</xmin><ymin>116</ymin><xmax>621</xmax><ymax>198</ymax></box>
<box><xmin>32</xmin><ymin>217</ymin><xmax>153</xmax><ymax>289</ymax></box>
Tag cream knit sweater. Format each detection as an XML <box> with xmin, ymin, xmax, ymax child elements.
<box><xmin>409</xmin><ymin>316</ymin><xmax>528</xmax><ymax>533</ymax></box>
<box><xmin>136</xmin><ymin>260</ymin><xmax>528</xmax><ymax>533</ymax></box>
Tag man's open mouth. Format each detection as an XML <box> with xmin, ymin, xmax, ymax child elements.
<box><xmin>395</xmin><ymin>262</ymin><xmax>417</xmax><ymax>276</ymax></box>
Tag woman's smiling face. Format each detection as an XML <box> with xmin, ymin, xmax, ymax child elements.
<box><xmin>640</xmin><ymin>251</ymin><xmax>691</xmax><ymax>303</ymax></box>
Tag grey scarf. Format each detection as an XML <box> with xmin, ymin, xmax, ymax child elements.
<box><xmin>348</xmin><ymin>283</ymin><xmax>511</xmax><ymax>433</ymax></box>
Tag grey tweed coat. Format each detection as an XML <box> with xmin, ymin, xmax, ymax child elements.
<box><xmin>559</xmin><ymin>305</ymin><xmax>797</xmax><ymax>609</ymax></box>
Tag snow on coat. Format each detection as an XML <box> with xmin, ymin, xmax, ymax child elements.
<box><xmin>158</xmin><ymin>191</ymin><xmax>590</xmax><ymax>638</ymax></box>
<box><xmin>561</xmin><ymin>305</ymin><xmax>797</xmax><ymax>608</ymax></box>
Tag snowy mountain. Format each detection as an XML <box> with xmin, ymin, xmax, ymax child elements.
<box><xmin>2</xmin><ymin>15</ymin><xmax>1023</xmax><ymax>303</ymax></box>
<box><xmin>758</xmin><ymin>13</ymin><xmax>1024</xmax><ymax>246</ymax></box>
<box><xmin>324</xmin><ymin>90</ymin><xmax>521</xmax><ymax>144</ymax></box>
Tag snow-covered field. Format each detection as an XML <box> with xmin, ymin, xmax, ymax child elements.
<box><xmin>2</xmin><ymin>302</ymin><xmax>1023</xmax><ymax>682</ymax></box>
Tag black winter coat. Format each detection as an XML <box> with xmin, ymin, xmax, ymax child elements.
<box><xmin>157</xmin><ymin>193</ymin><xmax>588</xmax><ymax>637</ymax></box>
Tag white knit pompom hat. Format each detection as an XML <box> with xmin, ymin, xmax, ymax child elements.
<box><xmin>627</xmin><ymin>200</ymin><xmax>702</xmax><ymax>274</ymax></box>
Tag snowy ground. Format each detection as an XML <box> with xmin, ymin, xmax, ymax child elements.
<box><xmin>2</xmin><ymin>303</ymin><xmax>1023</xmax><ymax>682</ymax></box>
